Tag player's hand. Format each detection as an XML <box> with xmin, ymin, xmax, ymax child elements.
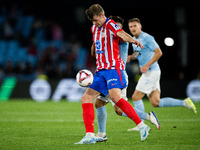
<box><xmin>127</xmin><ymin>56</ymin><xmax>131</xmax><ymax>63</ymax></box>
<box><xmin>134</xmin><ymin>40</ymin><xmax>144</xmax><ymax>49</ymax></box>
<box><xmin>140</xmin><ymin>65</ymin><xmax>149</xmax><ymax>73</ymax></box>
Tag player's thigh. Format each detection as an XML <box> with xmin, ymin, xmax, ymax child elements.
<box><xmin>132</xmin><ymin>89</ymin><xmax>145</xmax><ymax>101</ymax></box>
<box><xmin>95</xmin><ymin>98</ymin><xmax>108</xmax><ymax>109</ymax></box>
<box><xmin>109</xmin><ymin>88</ymin><xmax>121</xmax><ymax>103</ymax></box>
<box><xmin>81</xmin><ymin>87</ymin><xmax>100</xmax><ymax>103</ymax></box>
<box><xmin>148</xmin><ymin>89</ymin><xmax>160</xmax><ymax>107</ymax></box>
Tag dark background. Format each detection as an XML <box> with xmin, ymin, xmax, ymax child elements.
<box><xmin>1</xmin><ymin>0</ymin><xmax>199</xmax><ymax>81</ymax></box>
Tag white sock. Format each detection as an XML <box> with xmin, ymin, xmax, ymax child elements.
<box><xmin>86</xmin><ymin>132</ymin><xmax>95</xmax><ymax>137</ymax></box>
<box><xmin>146</xmin><ymin>113</ymin><xmax>150</xmax><ymax>120</ymax></box>
<box><xmin>137</xmin><ymin>121</ymin><xmax>145</xmax><ymax>129</ymax></box>
<box><xmin>98</xmin><ymin>132</ymin><xmax>106</xmax><ymax>137</ymax></box>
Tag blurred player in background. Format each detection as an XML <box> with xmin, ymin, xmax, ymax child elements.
<box><xmin>75</xmin><ymin>4</ymin><xmax>150</xmax><ymax>144</ymax></box>
<box><xmin>94</xmin><ymin>16</ymin><xmax>160</xmax><ymax>142</ymax></box>
<box><xmin>127</xmin><ymin>18</ymin><xmax>197</xmax><ymax>131</ymax></box>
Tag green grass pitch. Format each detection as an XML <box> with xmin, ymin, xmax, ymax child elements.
<box><xmin>0</xmin><ymin>99</ymin><xmax>200</xmax><ymax>150</ymax></box>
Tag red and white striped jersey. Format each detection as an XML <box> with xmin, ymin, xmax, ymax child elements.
<box><xmin>91</xmin><ymin>18</ymin><xmax>125</xmax><ymax>72</ymax></box>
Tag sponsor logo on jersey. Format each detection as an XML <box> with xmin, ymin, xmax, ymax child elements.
<box><xmin>96</xmin><ymin>41</ymin><xmax>101</xmax><ymax>50</ymax></box>
<box><xmin>110</xmin><ymin>22</ymin><xmax>120</xmax><ymax>30</ymax></box>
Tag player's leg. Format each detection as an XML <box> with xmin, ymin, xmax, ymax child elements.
<box><xmin>109</xmin><ymin>70</ymin><xmax>144</xmax><ymax>118</ymax></box>
<box><xmin>111</xmin><ymin>88</ymin><xmax>159</xmax><ymax>130</ymax></box>
<box><xmin>149</xmin><ymin>89</ymin><xmax>197</xmax><ymax>114</ymax></box>
<box><xmin>127</xmin><ymin>89</ymin><xmax>160</xmax><ymax>131</ymax></box>
<box><xmin>131</xmin><ymin>72</ymin><xmax>152</xmax><ymax>123</ymax></box>
<box><xmin>75</xmin><ymin>87</ymin><xmax>100</xmax><ymax>144</ymax></box>
<box><xmin>104</xmin><ymin>69</ymin><xmax>150</xmax><ymax>141</ymax></box>
<box><xmin>132</xmin><ymin>90</ymin><xmax>146</xmax><ymax>120</ymax></box>
<box><xmin>75</xmin><ymin>71</ymin><xmax>109</xmax><ymax>144</ymax></box>
<box><xmin>127</xmin><ymin>90</ymin><xmax>146</xmax><ymax>131</ymax></box>
<box><xmin>95</xmin><ymin>98</ymin><xmax>108</xmax><ymax>142</ymax></box>
<box><xmin>115</xmin><ymin>88</ymin><xmax>158</xmax><ymax>125</ymax></box>
<box><xmin>109</xmin><ymin>88</ymin><xmax>150</xmax><ymax>141</ymax></box>
<box><xmin>112</xmin><ymin>87</ymin><xmax>127</xmax><ymax>116</ymax></box>
<box><xmin>148</xmin><ymin>80</ymin><xmax>184</xmax><ymax>108</ymax></box>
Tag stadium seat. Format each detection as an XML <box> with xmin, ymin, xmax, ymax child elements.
<box><xmin>6</xmin><ymin>40</ymin><xmax>19</xmax><ymax>65</ymax></box>
<box><xmin>37</xmin><ymin>40</ymin><xmax>49</xmax><ymax>56</ymax></box>
<box><xmin>74</xmin><ymin>48</ymin><xmax>87</xmax><ymax>70</ymax></box>
<box><xmin>17</xmin><ymin>47</ymin><xmax>28</xmax><ymax>63</ymax></box>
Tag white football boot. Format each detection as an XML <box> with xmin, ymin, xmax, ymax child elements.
<box><xmin>74</xmin><ymin>135</ymin><xmax>96</xmax><ymax>144</ymax></box>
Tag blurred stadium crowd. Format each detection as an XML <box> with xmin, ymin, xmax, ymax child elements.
<box><xmin>0</xmin><ymin>3</ymin><xmax>97</xmax><ymax>81</ymax></box>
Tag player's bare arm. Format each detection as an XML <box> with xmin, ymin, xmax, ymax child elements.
<box><xmin>141</xmin><ymin>48</ymin><xmax>163</xmax><ymax>73</ymax></box>
<box><xmin>91</xmin><ymin>42</ymin><xmax>95</xmax><ymax>57</ymax></box>
<box><xmin>116</xmin><ymin>30</ymin><xmax>144</xmax><ymax>49</ymax></box>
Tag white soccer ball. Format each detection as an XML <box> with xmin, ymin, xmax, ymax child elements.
<box><xmin>76</xmin><ymin>69</ymin><xmax>94</xmax><ymax>87</ymax></box>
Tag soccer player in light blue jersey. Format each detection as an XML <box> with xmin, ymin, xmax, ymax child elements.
<box><xmin>94</xmin><ymin>16</ymin><xmax>160</xmax><ymax>142</ymax></box>
<box><xmin>127</xmin><ymin>18</ymin><xmax>197</xmax><ymax>131</ymax></box>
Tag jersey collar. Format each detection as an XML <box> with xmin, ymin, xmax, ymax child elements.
<box><xmin>98</xmin><ymin>17</ymin><xmax>109</xmax><ymax>29</ymax></box>
<box><xmin>135</xmin><ymin>31</ymin><xmax>143</xmax><ymax>39</ymax></box>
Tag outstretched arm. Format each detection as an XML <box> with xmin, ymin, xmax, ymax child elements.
<box><xmin>116</xmin><ymin>30</ymin><xmax>144</xmax><ymax>49</ymax></box>
<box><xmin>140</xmin><ymin>47</ymin><xmax>163</xmax><ymax>73</ymax></box>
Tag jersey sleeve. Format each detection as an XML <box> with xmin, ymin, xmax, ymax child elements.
<box><xmin>147</xmin><ymin>36</ymin><xmax>159</xmax><ymax>51</ymax></box>
<box><xmin>107</xmin><ymin>21</ymin><xmax>123</xmax><ymax>36</ymax></box>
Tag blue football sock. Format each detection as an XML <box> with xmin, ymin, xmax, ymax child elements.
<box><xmin>122</xmin><ymin>112</ymin><xmax>127</xmax><ymax>117</ymax></box>
<box><xmin>159</xmin><ymin>97</ymin><xmax>184</xmax><ymax>107</ymax></box>
<box><xmin>133</xmin><ymin>100</ymin><xmax>145</xmax><ymax>121</ymax></box>
<box><xmin>122</xmin><ymin>107</ymin><xmax>147</xmax><ymax>120</ymax></box>
<box><xmin>134</xmin><ymin>107</ymin><xmax>147</xmax><ymax>120</ymax></box>
<box><xmin>96</xmin><ymin>106</ymin><xmax>107</xmax><ymax>133</ymax></box>
<box><xmin>122</xmin><ymin>109</ymin><xmax>147</xmax><ymax>120</ymax></box>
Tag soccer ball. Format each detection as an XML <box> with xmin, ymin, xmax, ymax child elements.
<box><xmin>76</xmin><ymin>69</ymin><xmax>94</xmax><ymax>87</ymax></box>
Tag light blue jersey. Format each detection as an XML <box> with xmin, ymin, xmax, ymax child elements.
<box><xmin>119</xmin><ymin>41</ymin><xmax>129</xmax><ymax>79</ymax></box>
<box><xmin>132</xmin><ymin>31</ymin><xmax>160</xmax><ymax>71</ymax></box>
<box><xmin>119</xmin><ymin>41</ymin><xmax>129</xmax><ymax>67</ymax></box>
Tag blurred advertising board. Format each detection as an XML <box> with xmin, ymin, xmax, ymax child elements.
<box><xmin>1</xmin><ymin>77</ymin><xmax>198</xmax><ymax>102</ymax></box>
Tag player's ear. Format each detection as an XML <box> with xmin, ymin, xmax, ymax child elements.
<box><xmin>101</xmin><ymin>12</ymin><xmax>105</xmax><ymax>18</ymax></box>
<box><xmin>140</xmin><ymin>24</ymin><xmax>142</xmax><ymax>30</ymax></box>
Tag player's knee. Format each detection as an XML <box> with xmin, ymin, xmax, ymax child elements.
<box><xmin>81</xmin><ymin>95</ymin><xmax>87</xmax><ymax>103</ymax></box>
<box><xmin>149</xmin><ymin>96</ymin><xmax>160</xmax><ymax>107</ymax></box>
<box><xmin>151</xmin><ymin>100</ymin><xmax>159</xmax><ymax>107</ymax></box>
<box><xmin>110</xmin><ymin>96</ymin><xmax>120</xmax><ymax>104</ymax></box>
<box><xmin>132</xmin><ymin>95</ymin><xmax>138</xmax><ymax>101</ymax></box>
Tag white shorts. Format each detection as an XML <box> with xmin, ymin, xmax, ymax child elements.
<box><xmin>98</xmin><ymin>70</ymin><xmax>128</xmax><ymax>106</ymax></box>
<box><xmin>98</xmin><ymin>87</ymin><xmax>128</xmax><ymax>106</ymax></box>
<box><xmin>136</xmin><ymin>71</ymin><xmax>161</xmax><ymax>96</ymax></box>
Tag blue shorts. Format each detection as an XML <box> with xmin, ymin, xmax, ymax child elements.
<box><xmin>89</xmin><ymin>69</ymin><xmax>127</xmax><ymax>96</ymax></box>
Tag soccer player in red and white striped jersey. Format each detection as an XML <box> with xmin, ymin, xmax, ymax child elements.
<box><xmin>75</xmin><ymin>4</ymin><xmax>150</xmax><ymax>144</ymax></box>
<box><xmin>91</xmin><ymin>19</ymin><xmax>125</xmax><ymax>72</ymax></box>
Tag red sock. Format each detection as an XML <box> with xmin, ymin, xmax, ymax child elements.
<box><xmin>82</xmin><ymin>103</ymin><xmax>94</xmax><ymax>133</ymax></box>
<box><xmin>116</xmin><ymin>98</ymin><xmax>142</xmax><ymax>125</ymax></box>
